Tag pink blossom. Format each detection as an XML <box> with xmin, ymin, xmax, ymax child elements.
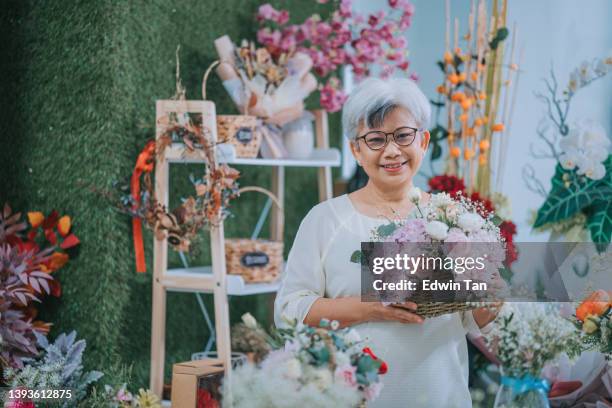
<box><xmin>257</xmin><ymin>4</ymin><xmax>277</xmax><ymax>21</ymax></box>
<box><xmin>277</xmin><ymin>10</ymin><xmax>290</xmax><ymax>25</ymax></box>
<box><xmin>409</xmin><ymin>72</ymin><xmax>419</xmax><ymax>81</ymax></box>
<box><xmin>340</xmin><ymin>0</ymin><xmax>352</xmax><ymax>18</ymax></box>
<box><xmin>334</xmin><ymin>364</ymin><xmax>358</xmax><ymax>388</ymax></box>
<box><xmin>319</xmin><ymin>79</ymin><xmax>347</xmax><ymax>113</ymax></box>
<box><xmin>389</xmin><ymin>219</ymin><xmax>427</xmax><ymax>243</ymax></box>
<box><xmin>397</xmin><ymin>60</ymin><xmax>410</xmax><ymax>71</ymax></box>
<box><xmin>380</xmin><ymin>64</ymin><xmax>394</xmax><ymax>78</ymax></box>
<box><xmin>364</xmin><ymin>382</ymin><xmax>384</xmax><ymax>401</ymax></box>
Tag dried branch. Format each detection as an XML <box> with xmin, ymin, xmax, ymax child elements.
<box><xmin>522</xmin><ymin>165</ymin><xmax>548</xmax><ymax>197</ymax></box>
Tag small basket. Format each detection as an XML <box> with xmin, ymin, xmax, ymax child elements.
<box><xmin>202</xmin><ymin>60</ymin><xmax>261</xmax><ymax>158</ymax></box>
<box><xmin>225</xmin><ymin>186</ymin><xmax>283</xmax><ymax>283</ymax></box>
<box><xmin>216</xmin><ymin>115</ymin><xmax>260</xmax><ymax>158</ymax></box>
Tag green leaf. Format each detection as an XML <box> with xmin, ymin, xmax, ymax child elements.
<box><xmin>377</xmin><ymin>223</ymin><xmax>397</xmax><ymax>237</ymax></box>
<box><xmin>453</xmin><ymin>55</ymin><xmax>463</xmax><ymax>69</ymax></box>
<box><xmin>431</xmin><ymin>142</ymin><xmax>442</xmax><ymax>160</ymax></box>
<box><xmin>357</xmin><ymin>355</ymin><xmax>375</xmax><ymax>374</ymax></box>
<box><xmin>586</xmin><ymin>199</ymin><xmax>612</xmax><ymax>253</ymax></box>
<box><xmin>496</xmin><ymin>27</ymin><xmax>510</xmax><ymax>42</ymax></box>
<box><xmin>490</xmin><ymin>214</ymin><xmax>503</xmax><ymax>227</ymax></box>
<box><xmin>430</xmin><ymin>101</ymin><xmax>445</xmax><ymax>108</ymax></box>
<box><xmin>436</xmin><ymin>61</ymin><xmax>445</xmax><ymax>72</ymax></box>
<box><xmin>350</xmin><ymin>250</ymin><xmax>362</xmax><ymax>264</ymax></box>
<box><xmin>533</xmin><ymin>165</ymin><xmax>611</xmax><ymax>227</ymax></box>
<box><xmin>430</xmin><ymin>125</ymin><xmax>449</xmax><ymax>142</ymax></box>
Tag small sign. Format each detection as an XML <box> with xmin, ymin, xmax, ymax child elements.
<box><xmin>235</xmin><ymin>127</ymin><xmax>253</xmax><ymax>144</ymax></box>
<box><xmin>241</xmin><ymin>252</ymin><xmax>269</xmax><ymax>267</ymax></box>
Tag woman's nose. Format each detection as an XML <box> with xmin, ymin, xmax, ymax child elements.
<box><xmin>382</xmin><ymin>139</ymin><xmax>402</xmax><ymax>157</ymax></box>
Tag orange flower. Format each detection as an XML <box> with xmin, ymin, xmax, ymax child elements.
<box><xmin>461</xmin><ymin>99</ymin><xmax>472</xmax><ymax>111</ymax></box>
<box><xmin>58</xmin><ymin>216</ymin><xmax>71</xmax><ymax>237</ymax></box>
<box><xmin>466</xmin><ymin>127</ymin><xmax>476</xmax><ymax>137</ymax></box>
<box><xmin>478</xmin><ymin>154</ymin><xmax>487</xmax><ymax>165</ymax></box>
<box><xmin>470</xmin><ymin>72</ymin><xmax>478</xmax><ymax>81</ymax></box>
<box><xmin>28</xmin><ymin>212</ymin><xmax>44</xmax><ymax>228</ymax></box>
<box><xmin>478</xmin><ymin>92</ymin><xmax>487</xmax><ymax>100</ymax></box>
<box><xmin>448</xmin><ymin>73</ymin><xmax>460</xmax><ymax>85</ymax></box>
<box><xmin>479</xmin><ymin>139</ymin><xmax>490</xmax><ymax>151</ymax></box>
<box><xmin>450</xmin><ymin>146</ymin><xmax>461</xmax><ymax>158</ymax></box>
<box><xmin>458</xmin><ymin>72</ymin><xmax>467</xmax><ymax>82</ymax></box>
<box><xmin>49</xmin><ymin>252</ymin><xmax>70</xmax><ymax>270</ymax></box>
<box><xmin>443</xmin><ymin>51</ymin><xmax>453</xmax><ymax>64</ymax></box>
<box><xmin>454</xmin><ymin>47</ymin><xmax>462</xmax><ymax>56</ymax></box>
<box><xmin>576</xmin><ymin>290</ymin><xmax>611</xmax><ymax>321</ymax></box>
<box><xmin>451</xmin><ymin>92</ymin><xmax>465</xmax><ymax>102</ymax></box>
<box><xmin>437</xmin><ymin>85</ymin><xmax>447</xmax><ymax>94</ymax></box>
<box><xmin>464</xmin><ymin>148</ymin><xmax>475</xmax><ymax>160</ymax></box>
<box><xmin>459</xmin><ymin>113</ymin><xmax>468</xmax><ymax>123</ymax></box>
<box><xmin>474</xmin><ymin>118</ymin><xmax>484</xmax><ymax>127</ymax></box>
<box><xmin>491</xmin><ymin>123</ymin><xmax>505</xmax><ymax>132</ymax></box>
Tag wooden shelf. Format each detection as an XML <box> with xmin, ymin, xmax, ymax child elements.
<box><xmin>165</xmin><ymin>143</ymin><xmax>341</xmax><ymax>167</ymax></box>
<box><xmin>164</xmin><ymin>266</ymin><xmax>281</xmax><ymax>296</ymax></box>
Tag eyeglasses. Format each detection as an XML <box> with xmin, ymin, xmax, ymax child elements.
<box><xmin>356</xmin><ymin>126</ymin><xmax>422</xmax><ymax>150</ymax></box>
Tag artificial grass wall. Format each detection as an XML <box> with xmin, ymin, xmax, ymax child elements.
<box><xmin>1</xmin><ymin>0</ymin><xmax>340</xmax><ymax>387</ymax></box>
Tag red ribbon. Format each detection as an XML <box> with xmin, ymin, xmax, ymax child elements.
<box><xmin>131</xmin><ymin>141</ymin><xmax>156</xmax><ymax>273</ymax></box>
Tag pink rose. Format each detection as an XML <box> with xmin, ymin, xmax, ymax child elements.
<box><xmin>335</xmin><ymin>364</ymin><xmax>358</xmax><ymax>388</ymax></box>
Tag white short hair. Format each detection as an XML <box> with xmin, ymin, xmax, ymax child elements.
<box><xmin>341</xmin><ymin>77</ymin><xmax>431</xmax><ymax>140</ymax></box>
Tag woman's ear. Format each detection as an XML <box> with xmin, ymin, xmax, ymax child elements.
<box><xmin>420</xmin><ymin>130</ymin><xmax>430</xmax><ymax>151</ymax></box>
<box><xmin>349</xmin><ymin>139</ymin><xmax>362</xmax><ymax>166</ymax></box>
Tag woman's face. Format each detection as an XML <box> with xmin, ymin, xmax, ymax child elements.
<box><xmin>350</xmin><ymin>107</ymin><xmax>430</xmax><ymax>189</ymax></box>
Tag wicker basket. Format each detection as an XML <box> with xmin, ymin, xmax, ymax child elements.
<box><xmin>216</xmin><ymin>115</ymin><xmax>260</xmax><ymax>158</ymax></box>
<box><xmin>202</xmin><ymin>60</ymin><xmax>261</xmax><ymax>158</ymax></box>
<box><xmin>225</xmin><ymin>186</ymin><xmax>283</xmax><ymax>283</ymax></box>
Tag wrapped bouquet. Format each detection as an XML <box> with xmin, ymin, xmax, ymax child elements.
<box><xmin>352</xmin><ymin>187</ymin><xmax>508</xmax><ymax>317</ymax></box>
<box><xmin>225</xmin><ymin>315</ymin><xmax>387</xmax><ymax>408</ymax></box>
<box><xmin>570</xmin><ymin>290</ymin><xmax>612</xmax><ymax>358</ymax></box>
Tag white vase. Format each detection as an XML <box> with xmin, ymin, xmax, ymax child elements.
<box><xmin>282</xmin><ymin>112</ymin><xmax>314</xmax><ymax>159</ymax></box>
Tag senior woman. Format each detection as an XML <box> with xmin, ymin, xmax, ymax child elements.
<box><xmin>274</xmin><ymin>77</ymin><xmax>498</xmax><ymax>407</ymax></box>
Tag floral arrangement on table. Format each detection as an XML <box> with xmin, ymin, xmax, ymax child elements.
<box><xmin>430</xmin><ymin>0</ymin><xmax>518</xmax><ymax>197</ymax></box>
<box><xmin>255</xmin><ymin>0</ymin><xmax>417</xmax><ymax>112</ymax></box>
<box><xmin>485</xmin><ymin>303</ymin><xmax>578</xmax><ymax>407</ymax></box>
<box><xmin>92</xmin><ymin>384</ymin><xmax>162</xmax><ymax>408</ymax></box>
<box><xmin>225</xmin><ymin>314</ymin><xmax>387</xmax><ymax>407</ymax></box>
<box><xmin>3</xmin><ymin>331</ymin><xmax>103</xmax><ymax>407</ymax></box>
<box><xmin>428</xmin><ymin>174</ymin><xmax>518</xmax><ymax>272</ymax></box>
<box><xmin>0</xmin><ymin>204</ymin><xmax>79</xmax><ymax>369</ymax></box>
<box><xmin>524</xmin><ymin>55</ymin><xmax>612</xmax><ymax>251</ymax></box>
<box><xmin>350</xmin><ymin>187</ymin><xmax>508</xmax><ymax>317</ymax></box>
<box><xmin>569</xmin><ymin>290</ymin><xmax>612</xmax><ymax>359</ymax></box>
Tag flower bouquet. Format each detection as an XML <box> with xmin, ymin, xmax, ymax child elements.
<box><xmin>352</xmin><ymin>188</ymin><xmax>508</xmax><ymax>317</ymax></box>
<box><xmin>569</xmin><ymin>290</ymin><xmax>612</xmax><ymax>359</ymax></box>
<box><xmin>225</xmin><ymin>314</ymin><xmax>387</xmax><ymax>408</ymax></box>
<box><xmin>485</xmin><ymin>303</ymin><xmax>578</xmax><ymax>408</ymax></box>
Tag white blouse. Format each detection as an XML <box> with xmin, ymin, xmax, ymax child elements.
<box><xmin>274</xmin><ymin>194</ymin><xmax>485</xmax><ymax>408</ymax></box>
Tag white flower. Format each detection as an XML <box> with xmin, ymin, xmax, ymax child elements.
<box><xmin>578</xmin><ymin>60</ymin><xmax>594</xmax><ymax>84</ymax></box>
<box><xmin>241</xmin><ymin>313</ymin><xmax>258</xmax><ymax>329</ymax></box>
<box><xmin>430</xmin><ymin>192</ymin><xmax>454</xmax><ymax>208</ymax></box>
<box><xmin>335</xmin><ymin>351</ymin><xmax>350</xmax><ymax>367</ymax></box>
<box><xmin>559</xmin><ymin>119</ymin><xmax>610</xmax><ymax>180</ymax></box>
<box><xmin>330</xmin><ymin>320</ymin><xmax>340</xmax><ymax>330</ymax></box>
<box><xmin>457</xmin><ymin>212</ymin><xmax>485</xmax><ymax>233</ymax></box>
<box><xmin>407</xmin><ymin>186</ymin><xmax>422</xmax><ymax>203</ymax></box>
<box><xmin>344</xmin><ymin>329</ymin><xmax>361</xmax><ymax>344</ymax></box>
<box><xmin>445</xmin><ymin>203</ymin><xmax>460</xmax><ymax>222</ymax></box>
<box><xmin>311</xmin><ymin>368</ymin><xmax>333</xmax><ymax>391</ymax></box>
<box><xmin>425</xmin><ymin>220</ymin><xmax>449</xmax><ymax>240</ymax></box>
<box><xmin>284</xmin><ymin>358</ymin><xmax>302</xmax><ymax>380</ymax></box>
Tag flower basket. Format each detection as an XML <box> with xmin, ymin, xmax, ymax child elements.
<box><xmin>203</xmin><ymin>60</ymin><xmax>261</xmax><ymax>158</ymax></box>
<box><xmin>225</xmin><ymin>186</ymin><xmax>283</xmax><ymax>283</ymax></box>
<box><xmin>216</xmin><ymin>114</ymin><xmax>260</xmax><ymax>158</ymax></box>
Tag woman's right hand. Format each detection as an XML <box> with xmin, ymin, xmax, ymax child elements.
<box><xmin>366</xmin><ymin>301</ymin><xmax>424</xmax><ymax>324</ymax></box>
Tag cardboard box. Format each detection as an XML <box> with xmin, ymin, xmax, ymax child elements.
<box><xmin>171</xmin><ymin>359</ymin><xmax>224</xmax><ymax>408</ymax></box>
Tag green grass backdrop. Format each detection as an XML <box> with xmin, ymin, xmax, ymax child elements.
<box><xmin>0</xmin><ymin>0</ymin><xmax>341</xmax><ymax>387</ymax></box>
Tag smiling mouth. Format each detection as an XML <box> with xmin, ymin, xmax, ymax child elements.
<box><xmin>380</xmin><ymin>160</ymin><xmax>409</xmax><ymax>169</ymax></box>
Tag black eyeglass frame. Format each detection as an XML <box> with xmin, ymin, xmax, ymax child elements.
<box><xmin>355</xmin><ymin>126</ymin><xmax>424</xmax><ymax>150</ymax></box>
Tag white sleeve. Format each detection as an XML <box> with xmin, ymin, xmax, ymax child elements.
<box><xmin>274</xmin><ymin>206</ymin><xmax>326</xmax><ymax>328</ymax></box>
<box><xmin>461</xmin><ymin>310</ymin><xmax>495</xmax><ymax>337</ymax></box>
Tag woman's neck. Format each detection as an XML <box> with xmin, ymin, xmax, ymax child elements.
<box><xmin>362</xmin><ymin>180</ymin><xmax>412</xmax><ymax>205</ymax></box>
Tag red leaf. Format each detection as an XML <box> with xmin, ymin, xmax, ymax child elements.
<box><xmin>27</xmin><ymin>229</ymin><xmax>37</xmax><ymax>241</ymax></box>
<box><xmin>45</xmin><ymin>229</ymin><xmax>57</xmax><ymax>245</ymax></box>
<box><xmin>42</xmin><ymin>210</ymin><xmax>59</xmax><ymax>229</ymax></box>
<box><xmin>50</xmin><ymin>280</ymin><xmax>62</xmax><ymax>297</ymax></box>
<box><xmin>60</xmin><ymin>234</ymin><xmax>80</xmax><ymax>249</ymax></box>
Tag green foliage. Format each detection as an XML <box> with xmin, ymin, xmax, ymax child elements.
<box><xmin>489</xmin><ymin>27</ymin><xmax>509</xmax><ymax>50</ymax></box>
<box><xmin>376</xmin><ymin>223</ymin><xmax>397</xmax><ymax>238</ymax></box>
<box><xmin>1</xmin><ymin>0</ymin><xmax>338</xmax><ymax>389</ymax></box>
<box><xmin>5</xmin><ymin>331</ymin><xmax>103</xmax><ymax>407</ymax></box>
<box><xmin>586</xmin><ymin>199</ymin><xmax>612</xmax><ymax>252</ymax></box>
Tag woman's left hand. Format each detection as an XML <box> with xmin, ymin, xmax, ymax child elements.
<box><xmin>472</xmin><ymin>302</ymin><xmax>503</xmax><ymax>328</ymax></box>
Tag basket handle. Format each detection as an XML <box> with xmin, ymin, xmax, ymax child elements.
<box><xmin>202</xmin><ymin>59</ymin><xmax>250</xmax><ymax>115</ymax></box>
<box><xmin>237</xmin><ymin>186</ymin><xmax>284</xmax><ymax>239</ymax></box>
